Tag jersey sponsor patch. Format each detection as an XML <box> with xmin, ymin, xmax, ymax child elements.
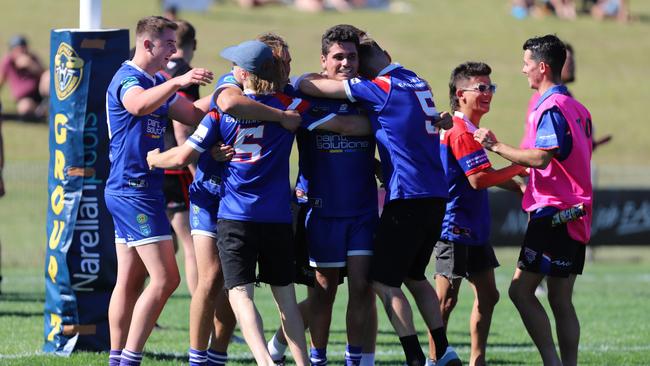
<box><xmin>193</xmin><ymin>124</ymin><xmax>209</xmax><ymax>143</ymax></box>
<box><xmin>121</xmin><ymin>76</ymin><xmax>139</xmax><ymax>90</ymax></box>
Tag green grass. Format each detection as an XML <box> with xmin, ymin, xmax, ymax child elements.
<box><xmin>1</xmin><ymin>247</ymin><xmax>650</xmax><ymax>365</ymax></box>
<box><xmin>1</xmin><ymin>0</ymin><xmax>650</xmax><ymax>365</ymax></box>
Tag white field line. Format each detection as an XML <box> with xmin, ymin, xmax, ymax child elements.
<box><xmin>3</xmin><ymin>344</ymin><xmax>650</xmax><ymax>360</ymax></box>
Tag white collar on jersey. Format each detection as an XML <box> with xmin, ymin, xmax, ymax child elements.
<box><xmin>125</xmin><ymin>60</ymin><xmax>156</xmax><ymax>83</ymax></box>
<box><xmin>454</xmin><ymin>111</ymin><xmax>478</xmax><ymax>133</ymax></box>
<box><xmin>376</xmin><ymin>63</ymin><xmax>401</xmax><ymax>77</ymax></box>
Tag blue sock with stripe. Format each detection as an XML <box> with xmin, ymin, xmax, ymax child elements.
<box><xmin>310</xmin><ymin>347</ymin><xmax>327</xmax><ymax>365</ymax></box>
<box><xmin>108</xmin><ymin>349</ymin><xmax>121</xmax><ymax>366</ymax></box>
<box><xmin>189</xmin><ymin>348</ymin><xmax>208</xmax><ymax>366</ymax></box>
<box><xmin>207</xmin><ymin>349</ymin><xmax>228</xmax><ymax>366</ymax></box>
<box><xmin>118</xmin><ymin>349</ymin><xmax>142</xmax><ymax>366</ymax></box>
<box><xmin>345</xmin><ymin>345</ymin><xmax>363</xmax><ymax>366</ymax></box>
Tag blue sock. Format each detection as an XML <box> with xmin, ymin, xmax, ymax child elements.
<box><xmin>345</xmin><ymin>345</ymin><xmax>363</xmax><ymax>366</ymax></box>
<box><xmin>207</xmin><ymin>349</ymin><xmax>228</xmax><ymax>366</ymax></box>
<box><xmin>108</xmin><ymin>349</ymin><xmax>121</xmax><ymax>366</ymax></box>
<box><xmin>310</xmin><ymin>347</ymin><xmax>327</xmax><ymax>365</ymax></box>
<box><xmin>189</xmin><ymin>348</ymin><xmax>208</xmax><ymax>366</ymax></box>
<box><xmin>119</xmin><ymin>349</ymin><xmax>142</xmax><ymax>366</ymax></box>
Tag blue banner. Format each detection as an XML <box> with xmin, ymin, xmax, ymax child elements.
<box><xmin>44</xmin><ymin>29</ymin><xmax>129</xmax><ymax>354</ymax></box>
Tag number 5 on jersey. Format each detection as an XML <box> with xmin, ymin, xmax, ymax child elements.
<box><xmin>232</xmin><ymin>125</ymin><xmax>264</xmax><ymax>163</ymax></box>
<box><xmin>415</xmin><ymin>90</ymin><xmax>440</xmax><ymax>135</ymax></box>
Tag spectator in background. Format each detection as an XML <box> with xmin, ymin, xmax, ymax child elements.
<box><xmin>163</xmin><ymin>5</ymin><xmax>178</xmax><ymax>21</ymax></box>
<box><xmin>0</xmin><ymin>35</ymin><xmax>49</xmax><ymax>119</ymax></box>
<box><xmin>590</xmin><ymin>0</ymin><xmax>630</xmax><ymax>22</ymax></box>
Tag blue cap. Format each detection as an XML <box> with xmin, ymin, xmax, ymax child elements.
<box><xmin>9</xmin><ymin>35</ymin><xmax>27</xmax><ymax>49</ymax></box>
<box><xmin>220</xmin><ymin>40</ymin><xmax>273</xmax><ymax>75</ymax></box>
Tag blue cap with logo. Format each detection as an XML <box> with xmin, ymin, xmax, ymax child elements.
<box><xmin>220</xmin><ymin>40</ymin><xmax>274</xmax><ymax>75</ymax></box>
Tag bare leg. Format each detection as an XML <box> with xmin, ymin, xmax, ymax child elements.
<box><xmin>372</xmin><ymin>281</ymin><xmax>418</xmax><ymax>336</ymax></box>
<box><xmin>509</xmin><ymin>268</ymin><xmax>561</xmax><ymax>366</ymax></box>
<box><xmin>428</xmin><ymin>275</ymin><xmax>462</xmax><ymax>360</ymax></box>
<box><xmin>547</xmin><ymin>275</ymin><xmax>579</xmax><ymax>366</ymax></box>
<box><xmin>189</xmin><ymin>235</ymin><xmax>224</xmax><ymax>350</ymax></box>
<box><xmin>467</xmin><ymin>270</ymin><xmax>499</xmax><ymax>366</ymax></box>
<box><xmin>271</xmin><ymin>284</ymin><xmax>309</xmax><ymax>366</ymax></box>
<box><xmin>403</xmin><ymin>279</ymin><xmax>445</xmax><ymax>332</ymax></box>
<box><xmin>228</xmin><ymin>284</ymin><xmax>275</xmax><ymax>366</ymax></box>
<box><xmin>124</xmin><ymin>240</ymin><xmax>180</xmax><ymax>352</ymax></box>
<box><xmin>309</xmin><ymin>268</ymin><xmax>339</xmax><ymax>349</ymax></box>
<box><xmin>210</xmin><ymin>288</ymin><xmax>237</xmax><ymax>352</ymax></box>
<box><xmin>169</xmin><ymin>210</ymin><xmax>197</xmax><ymax>295</ymax></box>
<box><xmin>347</xmin><ymin>256</ymin><xmax>375</xmax><ymax>348</ymax></box>
<box><xmin>108</xmin><ymin>244</ymin><xmax>148</xmax><ymax>350</ymax></box>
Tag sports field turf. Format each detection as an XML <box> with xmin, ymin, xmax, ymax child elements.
<box><xmin>1</xmin><ymin>0</ymin><xmax>649</xmax><ymax>365</ymax></box>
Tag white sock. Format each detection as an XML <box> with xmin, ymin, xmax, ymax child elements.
<box><xmin>426</xmin><ymin>358</ymin><xmax>437</xmax><ymax>366</ymax></box>
<box><xmin>267</xmin><ymin>332</ymin><xmax>287</xmax><ymax>360</ymax></box>
<box><xmin>360</xmin><ymin>353</ymin><xmax>375</xmax><ymax>366</ymax></box>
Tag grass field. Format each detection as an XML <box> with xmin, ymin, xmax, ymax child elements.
<box><xmin>1</xmin><ymin>247</ymin><xmax>650</xmax><ymax>365</ymax></box>
<box><xmin>1</xmin><ymin>0</ymin><xmax>650</xmax><ymax>365</ymax></box>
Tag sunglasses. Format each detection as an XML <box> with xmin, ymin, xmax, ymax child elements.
<box><xmin>461</xmin><ymin>83</ymin><xmax>497</xmax><ymax>94</ymax></box>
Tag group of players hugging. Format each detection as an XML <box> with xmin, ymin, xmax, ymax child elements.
<box><xmin>105</xmin><ymin>15</ymin><xmax>592</xmax><ymax>366</ymax></box>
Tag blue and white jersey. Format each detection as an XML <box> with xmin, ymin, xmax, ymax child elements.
<box><xmin>293</xmin><ymin>75</ymin><xmax>377</xmax><ymax>217</ymax></box>
<box><xmin>218</xmin><ymin>92</ymin><xmax>331</xmax><ymax>223</ymax></box>
<box><xmin>106</xmin><ymin>61</ymin><xmax>178</xmax><ymax>196</ymax></box>
<box><xmin>214</xmin><ymin>72</ymin><xmax>240</xmax><ymax>94</ymax></box>
<box><xmin>343</xmin><ymin>63</ymin><xmax>447</xmax><ymax>202</ymax></box>
<box><xmin>186</xmin><ymin>109</ymin><xmax>225</xmax><ymax>202</ymax></box>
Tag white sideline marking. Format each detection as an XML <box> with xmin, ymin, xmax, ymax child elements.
<box><xmin>3</xmin><ymin>344</ymin><xmax>650</xmax><ymax>360</ymax></box>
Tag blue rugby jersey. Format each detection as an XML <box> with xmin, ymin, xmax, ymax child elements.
<box><xmin>439</xmin><ymin>112</ymin><xmax>492</xmax><ymax>246</ymax></box>
<box><xmin>293</xmin><ymin>76</ymin><xmax>377</xmax><ymax>217</ymax></box>
<box><xmin>343</xmin><ymin>63</ymin><xmax>447</xmax><ymax>202</ymax></box>
<box><xmin>106</xmin><ymin>61</ymin><xmax>178</xmax><ymax>196</ymax></box>
<box><xmin>186</xmin><ymin>109</ymin><xmax>225</xmax><ymax>202</ymax></box>
<box><xmin>217</xmin><ymin>92</ymin><xmax>332</xmax><ymax>223</ymax></box>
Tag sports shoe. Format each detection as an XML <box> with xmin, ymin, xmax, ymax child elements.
<box><xmin>436</xmin><ymin>346</ymin><xmax>461</xmax><ymax>366</ymax></box>
<box><xmin>273</xmin><ymin>355</ymin><xmax>286</xmax><ymax>366</ymax></box>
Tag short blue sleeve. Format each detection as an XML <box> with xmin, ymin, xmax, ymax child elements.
<box><xmin>187</xmin><ymin>110</ymin><xmax>221</xmax><ymax>153</ymax></box>
<box><xmin>344</xmin><ymin>77</ymin><xmax>388</xmax><ymax>112</ymax></box>
<box><xmin>535</xmin><ymin>106</ymin><xmax>572</xmax><ymax>159</ymax></box>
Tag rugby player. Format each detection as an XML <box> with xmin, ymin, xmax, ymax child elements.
<box><xmin>105</xmin><ymin>16</ymin><xmax>213</xmax><ymax>366</ymax></box>
<box><xmin>474</xmin><ymin>35</ymin><xmax>593</xmax><ymax>366</ymax></box>
<box><xmin>298</xmin><ymin>36</ymin><xmax>461</xmax><ymax>366</ymax></box>
<box><xmin>432</xmin><ymin>61</ymin><xmax>525</xmax><ymax>366</ymax></box>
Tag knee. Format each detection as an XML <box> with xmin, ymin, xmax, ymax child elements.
<box><xmin>479</xmin><ymin>288</ymin><xmax>500</xmax><ymax>308</ymax></box>
<box><xmin>196</xmin><ymin>273</ymin><xmax>223</xmax><ymax>298</ymax></box>
<box><xmin>548</xmin><ymin>292</ymin><xmax>573</xmax><ymax>315</ymax></box>
<box><xmin>440</xmin><ymin>292</ymin><xmax>459</xmax><ymax>314</ymax></box>
<box><xmin>508</xmin><ymin>282</ymin><xmax>523</xmax><ymax>305</ymax></box>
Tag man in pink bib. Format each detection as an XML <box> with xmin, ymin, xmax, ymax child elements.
<box><xmin>474</xmin><ymin>35</ymin><xmax>592</xmax><ymax>366</ymax></box>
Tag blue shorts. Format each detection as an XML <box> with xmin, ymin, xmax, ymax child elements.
<box><xmin>306</xmin><ymin>210</ymin><xmax>378</xmax><ymax>268</ymax></box>
<box><xmin>104</xmin><ymin>193</ymin><xmax>172</xmax><ymax>247</ymax></box>
<box><xmin>189</xmin><ymin>198</ymin><xmax>219</xmax><ymax>239</ymax></box>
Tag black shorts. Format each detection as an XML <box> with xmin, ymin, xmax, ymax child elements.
<box><xmin>216</xmin><ymin>219</ymin><xmax>295</xmax><ymax>289</ymax></box>
<box><xmin>163</xmin><ymin>171</ymin><xmax>192</xmax><ymax>213</ymax></box>
<box><xmin>370</xmin><ymin>198</ymin><xmax>446</xmax><ymax>287</ymax></box>
<box><xmin>434</xmin><ymin>240</ymin><xmax>500</xmax><ymax>280</ymax></box>
<box><xmin>518</xmin><ymin>215</ymin><xmax>586</xmax><ymax>278</ymax></box>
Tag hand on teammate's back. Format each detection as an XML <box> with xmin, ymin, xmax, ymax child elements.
<box><xmin>211</xmin><ymin>143</ymin><xmax>234</xmax><ymax>162</ymax></box>
<box><xmin>434</xmin><ymin>111</ymin><xmax>453</xmax><ymax>130</ymax></box>
<box><xmin>146</xmin><ymin>148</ymin><xmax>160</xmax><ymax>170</ymax></box>
<box><xmin>280</xmin><ymin>109</ymin><xmax>301</xmax><ymax>132</ymax></box>
<box><xmin>176</xmin><ymin>68</ymin><xmax>214</xmax><ymax>88</ymax></box>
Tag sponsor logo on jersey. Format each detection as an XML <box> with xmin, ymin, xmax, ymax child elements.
<box><xmin>54</xmin><ymin>42</ymin><xmax>84</xmax><ymax>100</ymax></box>
<box><xmin>139</xmin><ymin>224</ymin><xmax>152</xmax><ymax>236</ymax></box>
<box><xmin>524</xmin><ymin>247</ymin><xmax>537</xmax><ymax>263</ymax></box>
<box><xmin>136</xmin><ymin>214</ymin><xmax>148</xmax><ymax>224</ymax></box>
<box><xmin>316</xmin><ymin>134</ymin><xmax>370</xmax><ymax>152</ymax></box>
<box><xmin>192</xmin><ymin>124</ymin><xmax>209</xmax><ymax>143</ymax></box>
<box><xmin>145</xmin><ymin>118</ymin><xmax>166</xmax><ymax>138</ymax></box>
